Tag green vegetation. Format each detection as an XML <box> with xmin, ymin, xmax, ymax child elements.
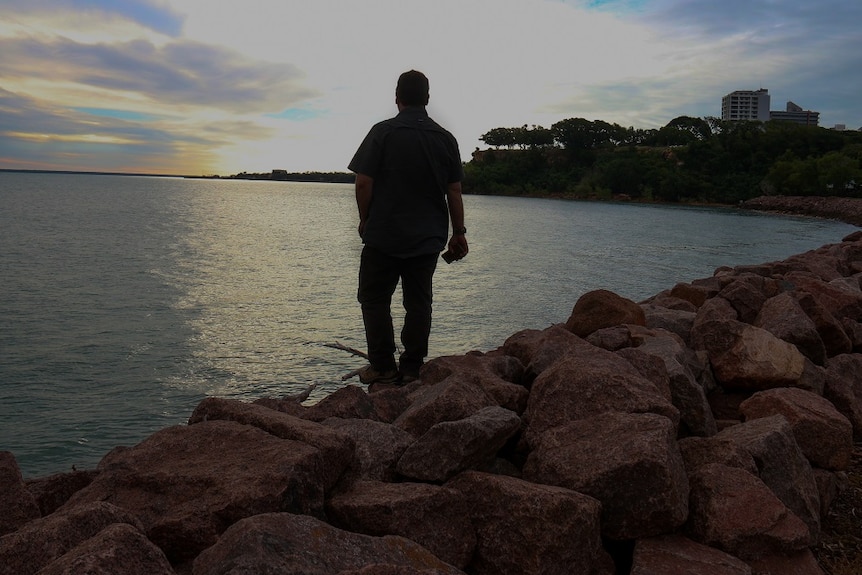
<box><xmin>464</xmin><ymin>117</ymin><xmax>862</xmax><ymax>204</ymax></box>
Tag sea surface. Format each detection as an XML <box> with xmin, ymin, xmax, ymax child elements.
<box><xmin>1</xmin><ymin>172</ymin><xmax>857</xmax><ymax>478</ymax></box>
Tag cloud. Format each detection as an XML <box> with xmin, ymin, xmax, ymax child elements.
<box><xmin>2</xmin><ymin>0</ymin><xmax>185</xmax><ymax>36</ymax></box>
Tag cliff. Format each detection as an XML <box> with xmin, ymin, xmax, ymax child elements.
<box><xmin>3</xmin><ymin>231</ymin><xmax>862</xmax><ymax>574</ymax></box>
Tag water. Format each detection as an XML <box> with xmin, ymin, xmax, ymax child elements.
<box><xmin>1</xmin><ymin>172</ymin><xmax>857</xmax><ymax>478</ymax></box>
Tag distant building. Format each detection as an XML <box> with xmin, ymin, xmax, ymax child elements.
<box><xmin>770</xmin><ymin>101</ymin><xmax>820</xmax><ymax>126</ymax></box>
<box><xmin>721</xmin><ymin>89</ymin><xmax>771</xmax><ymax>122</ymax></box>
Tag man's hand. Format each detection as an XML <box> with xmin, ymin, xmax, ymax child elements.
<box><xmin>447</xmin><ymin>233</ymin><xmax>469</xmax><ymax>260</ymax></box>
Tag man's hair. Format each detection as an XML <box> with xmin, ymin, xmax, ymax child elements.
<box><xmin>396</xmin><ymin>70</ymin><xmax>430</xmax><ymax>107</ymax></box>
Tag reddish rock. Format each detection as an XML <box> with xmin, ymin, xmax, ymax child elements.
<box><xmin>0</xmin><ymin>501</ymin><xmax>143</xmax><ymax>575</ymax></box>
<box><xmin>644</xmin><ymin>292</ymin><xmax>699</xmax><ymax>313</ymax></box>
<box><xmin>420</xmin><ymin>354</ymin><xmax>528</xmax><ymax>414</ymax></box>
<box><xmin>396</xmin><ymin>406</ymin><xmax>521</xmax><ymax>482</ymax></box>
<box><xmin>586</xmin><ymin>323</ymin><xmax>656</xmax><ymax>351</ymax></box>
<box><xmin>616</xmin><ymin>347</ymin><xmax>673</xmax><ymax>402</ymax></box>
<box><xmin>823</xmin><ymin>353</ymin><xmax>862</xmax><ymax>440</ymax></box>
<box><xmin>635</xmin><ymin>330</ymin><xmax>718</xmax><ymax>437</ymax></box>
<box><xmin>670</xmin><ymin>282</ymin><xmax>716</xmax><ymax>308</ymax></box>
<box><xmin>693</xmin><ymin>295</ymin><xmax>739</xmax><ymax>327</ymax></box>
<box><xmin>191</xmin><ymin>512</ymin><xmax>464</xmax><ymax>575</ymax></box>
<box><xmin>755</xmin><ymin>292</ymin><xmax>827</xmax><ymax>365</ymax></box>
<box><xmin>0</xmin><ymin>451</ymin><xmax>40</xmax><ymax>536</ymax></box>
<box><xmin>716</xmin><ymin>416</ymin><xmax>821</xmax><ymax>542</ymax></box>
<box><xmin>566</xmin><ymin>289</ymin><xmax>646</xmax><ymax>337</ymax></box>
<box><xmin>501</xmin><ymin>324</ymin><xmax>587</xmax><ymax>382</ymax></box>
<box><xmin>446</xmin><ymin>470</ymin><xmax>611</xmax><ymax>575</ymax></box>
<box><xmin>642</xmin><ymin>303</ymin><xmax>696</xmax><ymax>345</ymax></box>
<box><xmin>678</xmin><ymin>436</ymin><xmax>758</xmax><ymax>476</ymax></box>
<box><xmin>691</xmin><ymin>319</ymin><xmax>806</xmax><ymax>391</ymax></box>
<box><xmin>25</xmin><ymin>469</ymin><xmax>97</xmax><ymax>516</ymax></box>
<box><xmin>739</xmin><ymin>388</ymin><xmax>853</xmax><ymax>471</ymax></box>
<box><xmin>523</xmin><ymin>411</ymin><xmax>689</xmax><ymax>540</ymax></box>
<box><xmin>524</xmin><ymin>343</ymin><xmax>679</xmax><ymax>445</ymax></box>
<box><xmin>718</xmin><ymin>276</ymin><xmax>773</xmax><ymax>324</ymax></box>
<box><xmin>392</xmin><ymin>375</ymin><xmax>496</xmax><ymax>437</ymax></box>
<box><xmin>686</xmin><ymin>463</ymin><xmax>811</xmax><ymax>560</ymax></box>
<box><xmin>303</xmin><ymin>384</ymin><xmax>378</xmax><ymax>421</ymax></box>
<box><xmin>326</xmin><ymin>480</ymin><xmax>475</xmax><ymax>569</ymax></box>
<box><xmin>792</xmin><ymin>290</ymin><xmax>852</xmax><ymax>357</ymax></box>
<box><xmin>786</xmin><ymin>271</ymin><xmax>862</xmax><ymax>321</ymax></box>
<box><xmin>34</xmin><ymin>523</ymin><xmax>173</xmax><ymax>575</ymax></box>
<box><xmin>842</xmin><ymin>317</ymin><xmax>862</xmax><ymax>351</ymax></box>
<box><xmin>64</xmin><ymin>420</ymin><xmax>328</xmax><ymax>564</ymax></box>
<box><xmin>321</xmin><ymin>417</ymin><xmax>415</xmax><ymax>482</ymax></box>
<box><xmin>746</xmin><ymin>549</ymin><xmax>825</xmax><ymax>575</ymax></box>
<box><xmin>188</xmin><ymin>396</ymin><xmax>356</xmax><ymax>489</ymax></box>
<box><xmin>631</xmin><ymin>533</ymin><xmax>751</xmax><ymax>575</ymax></box>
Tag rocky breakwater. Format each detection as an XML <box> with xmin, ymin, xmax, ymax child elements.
<box><xmin>3</xmin><ymin>232</ymin><xmax>862</xmax><ymax>575</ymax></box>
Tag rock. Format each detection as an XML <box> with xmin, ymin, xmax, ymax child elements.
<box><xmin>686</xmin><ymin>463</ymin><xmax>811</xmax><ymax>560</ymax></box>
<box><xmin>642</xmin><ymin>303</ymin><xmax>696</xmax><ymax>345</ymax></box>
<box><xmin>586</xmin><ymin>323</ymin><xmax>655</xmax><ymax>351</ymax></box>
<box><xmin>716</xmin><ymin>415</ymin><xmax>821</xmax><ymax>542</ymax></box>
<box><xmin>746</xmin><ymin>549</ymin><xmax>826</xmax><ymax>575</ymax></box>
<box><xmin>739</xmin><ymin>388</ymin><xmax>853</xmax><ymax>470</ymax></box>
<box><xmin>823</xmin><ymin>353</ymin><xmax>862</xmax><ymax>440</ymax></box>
<box><xmin>191</xmin><ymin>512</ymin><xmax>464</xmax><ymax>575</ymax></box>
<box><xmin>501</xmin><ymin>324</ymin><xmax>586</xmax><ymax>382</ymax></box>
<box><xmin>523</xmin><ymin>341</ymin><xmax>679</xmax><ymax>446</ymax></box>
<box><xmin>691</xmin><ymin>319</ymin><xmax>806</xmax><ymax>391</ymax></box>
<box><xmin>0</xmin><ymin>501</ymin><xmax>143</xmax><ymax>575</ymax></box>
<box><xmin>396</xmin><ymin>406</ymin><xmax>520</xmax><ymax>483</ymax></box>
<box><xmin>446</xmin><ymin>470</ymin><xmax>611</xmax><ymax>575</ymax></box>
<box><xmin>392</xmin><ymin>375</ymin><xmax>496</xmax><ymax>437</ymax></box>
<box><xmin>188</xmin><ymin>396</ymin><xmax>356</xmax><ymax>490</ymax></box>
<box><xmin>678</xmin><ymin>436</ymin><xmax>758</xmax><ymax>476</ymax></box>
<box><xmin>420</xmin><ymin>354</ymin><xmax>528</xmax><ymax>414</ymax></box>
<box><xmin>321</xmin><ymin>418</ymin><xmax>415</xmax><ymax>482</ymax></box>
<box><xmin>615</xmin><ymin>347</ymin><xmax>673</xmax><ymax>402</ymax></box>
<box><xmin>303</xmin><ymin>384</ymin><xmax>378</xmax><ymax>421</ymax></box>
<box><xmin>787</xmin><ymin>271</ymin><xmax>862</xmax><ymax>321</ymax></box>
<box><xmin>34</xmin><ymin>523</ymin><xmax>174</xmax><ymax>575</ymax></box>
<box><xmin>0</xmin><ymin>451</ymin><xmax>40</xmax><ymax>536</ymax></box>
<box><xmin>755</xmin><ymin>292</ymin><xmax>827</xmax><ymax>365</ymax></box>
<box><xmin>325</xmin><ymin>480</ymin><xmax>475</xmax><ymax>569</ymax></box>
<box><xmin>566</xmin><ymin>289</ymin><xmax>646</xmax><ymax>337</ymax></box>
<box><xmin>523</xmin><ymin>411</ymin><xmax>689</xmax><ymax>540</ymax></box>
<box><xmin>635</xmin><ymin>329</ymin><xmax>718</xmax><ymax>437</ymax></box>
<box><xmin>631</xmin><ymin>533</ymin><xmax>751</xmax><ymax>575</ymax></box>
<box><xmin>63</xmin><ymin>420</ymin><xmax>328</xmax><ymax>564</ymax></box>
<box><xmin>718</xmin><ymin>276</ymin><xmax>773</xmax><ymax>324</ymax></box>
<box><xmin>792</xmin><ymin>290</ymin><xmax>852</xmax><ymax>357</ymax></box>
<box><xmin>25</xmin><ymin>469</ymin><xmax>97</xmax><ymax>516</ymax></box>
<box><xmin>693</xmin><ymin>295</ymin><xmax>739</xmax><ymax>327</ymax></box>
<box><xmin>670</xmin><ymin>281</ymin><xmax>717</xmax><ymax>308</ymax></box>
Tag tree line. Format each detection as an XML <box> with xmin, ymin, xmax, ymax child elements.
<box><xmin>464</xmin><ymin>117</ymin><xmax>862</xmax><ymax>204</ymax></box>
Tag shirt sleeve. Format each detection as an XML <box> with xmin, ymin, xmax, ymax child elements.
<box><xmin>348</xmin><ymin>125</ymin><xmax>382</xmax><ymax>177</ymax></box>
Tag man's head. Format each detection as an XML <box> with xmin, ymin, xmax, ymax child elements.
<box><xmin>396</xmin><ymin>70</ymin><xmax>429</xmax><ymax>107</ymax></box>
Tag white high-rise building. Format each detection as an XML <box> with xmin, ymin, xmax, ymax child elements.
<box><xmin>721</xmin><ymin>89</ymin><xmax>771</xmax><ymax>122</ymax></box>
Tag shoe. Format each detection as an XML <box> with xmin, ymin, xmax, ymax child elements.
<box><xmin>358</xmin><ymin>364</ymin><xmax>399</xmax><ymax>385</ymax></box>
<box><xmin>399</xmin><ymin>371</ymin><xmax>419</xmax><ymax>384</ymax></box>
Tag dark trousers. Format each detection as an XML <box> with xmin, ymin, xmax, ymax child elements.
<box><xmin>358</xmin><ymin>246</ymin><xmax>438</xmax><ymax>374</ymax></box>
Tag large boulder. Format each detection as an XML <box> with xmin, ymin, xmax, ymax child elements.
<box><xmin>325</xmin><ymin>480</ymin><xmax>475</xmax><ymax>569</ymax></box>
<box><xmin>523</xmin><ymin>411</ymin><xmax>689</xmax><ymax>540</ymax></box>
<box><xmin>501</xmin><ymin>324</ymin><xmax>587</xmax><ymax>382</ymax></box>
<box><xmin>792</xmin><ymin>291</ymin><xmax>852</xmax><ymax>357</ymax></box>
<box><xmin>191</xmin><ymin>512</ymin><xmax>464</xmax><ymax>575</ymax></box>
<box><xmin>717</xmin><ymin>276</ymin><xmax>773</xmax><ymax>324</ymax></box>
<box><xmin>686</xmin><ymin>463</ymin><xmax>811</xmax><ymax>560</ymax></box>
<box><xmin>392</xmin><ymin>375</ymin><xmax>497</xmax><ymax>437</ymax></box>
<box><xmin>321</xmin><ymin>418</ymin><xmax>415</xmax><ymax>482</ymax></box>
<box><xmin>524</xmin><ymin>342</ymin><xmax>679</xmax><ymax>446</ymax></box>
<box><xmin>691</xmin><ymin>319</ymin><xmax>806</xmax><ymax>391</ymax></box>
<box><xmin>631</xmin><ymin>533</ymin><xmax>752</xmax><ymax>575</ymax></box>
<box><xmin>420</xmin><ymin>354</ymin><xmax>528</xmax><ymax>414</ymax></box>
<box><xmin>754</xmin><ymin>292</ymin><xmax>827</xmax><ymax>366</ymax></box>
<box><xmin>739</xmin><ymin>388</ymin><xmax>853</xmax><ymax>471</ymax></box>
<box><xmin>63</xmin><ymin>420</ymin><xmax>329</xmax><ymax>564</ymax></box>
<box><xmin>823</xmin><ymin>353</ymin><xmax>862</xmax><ymax>440</ymax></box>
<box><xmin>0</xmin><ymin>452</ymin><xmax>40</xmax><ymax>536</ymax></box>
<box><xmin>716</xmin><ymin>416</ymin><xmax>821</xmax><ymax>542</ymax></box>
<box><xmin>33</xmin><ymin>523</ymin><xmax>174</xmax><ymax>575</ymax></box>
<box><xmin>396</xmin><ymin>406</ymin><xmax>521</xmax><ymax>483</ymax></box>
<box><xmin>566</xmin><ymin>289</ymin><xmax>646</xmax><ymax>337</ymax></box>
<box><xmin>25</xmin><ymin>469</ymin><xmax>97</xmax><ymax>517</ymax></box>
<box><xmin>446</xmin><ymin>471</ymin><xmax>612</xmax><ymax>575</ymax></box>
<box><xmin>0</xmin><ymin>501</ymin><xmax>143</xmax><ymax>575</ymax></box>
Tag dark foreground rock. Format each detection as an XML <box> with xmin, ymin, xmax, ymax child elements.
<box><xmin>4</xmin><ymin>230</ymin><xmax>862</xmax><ymax>574</ymax></box>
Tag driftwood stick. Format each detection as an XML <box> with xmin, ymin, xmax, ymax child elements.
<box><xmin>323</xmin><ymin>341</ymin><xmax>368</xmax><ymax>381</ymax></box>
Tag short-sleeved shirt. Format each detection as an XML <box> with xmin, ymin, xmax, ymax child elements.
<box><xmin>349</xmin><ymin>107</ymin><xmax>463</xmax><ymax>258</ymax></box>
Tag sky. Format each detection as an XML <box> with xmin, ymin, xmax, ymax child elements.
<box><xmin>1</xmin><ymin>0</ymin><xmax>860</xmax><ymax>176</ymax></box>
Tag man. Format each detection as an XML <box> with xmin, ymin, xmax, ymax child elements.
<box><xmin>348</xmin><ymin>70</ymin><xmax>468</xmax><ymax>385</ymax></box>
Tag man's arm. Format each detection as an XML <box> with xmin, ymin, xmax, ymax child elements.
<box><xmin>355</xmin><ymin>173</ymin><xmax>374</xmax><ymax>236</ymax></box>
<box><xmin>446</xmin><ymin>181</ymin><xmax>468</xmax><ymax>259</ymax></box>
